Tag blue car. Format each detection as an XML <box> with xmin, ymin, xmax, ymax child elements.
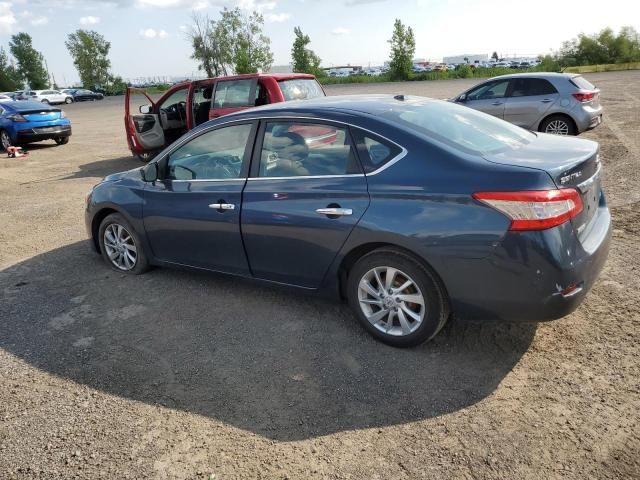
<box><xmin>85</xmin><ymin>95</ymin><xmax>610</xmax><ymax>347</ymax></box>
<box><xmin>0</xmin><ymin>100</ymin><xmax>71</xmax><ymax>151</ymax></box>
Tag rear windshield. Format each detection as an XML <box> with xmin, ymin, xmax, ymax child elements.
<box><xmin>278</xmin><ymin>79</ymin><xmax>324</xmax><ymax>101</ymax></box>
<box><xmin>380</xmin><ymin>99</ymin><xmax>535</xmax><ymax>155</ymax></box>
<box><xmin>570</xmin><ymin>75</ymin><xmax>595</xmax><ymax>90</ymax></box>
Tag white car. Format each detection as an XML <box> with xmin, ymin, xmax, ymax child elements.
<box><xmin>0</xmin><ymin>94</ymin><xmax>13</xmax><ymax>102</ymax></box>
<box><xmin>25</xmin><ymin>90</ymin><xmax>74</xmax><ymax>105</ymax></box>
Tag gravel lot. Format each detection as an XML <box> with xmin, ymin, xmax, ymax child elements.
<box><xmin>0</xmin><ymin>71</ymin><xmax>638</xmax><ymax>479</ymax></box>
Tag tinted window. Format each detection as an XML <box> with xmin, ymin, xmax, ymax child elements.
<box><xmin>510</xmin><ymin>78</ymin><xmax>557</xmax><ymax>97</ymax></box>
<box><xmin>213</xmin><ymin>79</ymin><xmax>253</xmax><ymax>108</ymax></box>
<box><xmin>570</xmin><ymin>75</ymin><xmax>595</xmax><ymax>90</ymax></box>
<box><xmin>167</xmin><ymin>124</ymin><xmax>252</xmax><ymax>180</ymax></box>
<box><xmin>466</xmin><ymin>79</ymin><xmax>510</xmax><ymax>100</ymax></box>
<box><xmin>352</xmin><ymin>130</ymin><xmax>402</xmax><ymax>173</ymax></box>
<box><xmin>381</xmin><ymin>99</ymin><xmax>535</xmax><ymax>155</ymax></box>
<box><xmin>278</xmin><ymin>79</ymin><xmax>324</xmax><ymax>101</ymax></box>
<box><xmin>258</xmin><ymin>122</ymin><xmax>359</xmax><ymax>177</ymax></box>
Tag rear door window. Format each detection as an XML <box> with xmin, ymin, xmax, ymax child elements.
<box><xmin>213</xmin><ymin>79</ymin><xmax>256</xmax><ymax>108</ymax></box>
<box><xmin>510</xmin><ymin>78</ymin><xmax>557</xmax><ymax>97</ymax></box>
<box><xmin>257</xmin><ymin>121</ymin><xmax>360</xmax><ymax>177</ymax></box>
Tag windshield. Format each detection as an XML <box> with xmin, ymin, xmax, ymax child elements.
<box><xmin>278</xmin><ymin>79</ymin><xmax>325</xmax><ymax>101</ymax></box>
<box><xmin>381</xmin><ymin>99</ymin><xmax>535</xmax><ymax>155</ymax></box>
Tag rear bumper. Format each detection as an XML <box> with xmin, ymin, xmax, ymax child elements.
<box><xmin>15</xmin><ymin>124</ymin><xmax>72</xmax><ymax>142</ymax></box>
<box><xmin>574</xmin><ymin>105</ymin><xmax>603</xmax><ymax>133</ymax></box>
<box><xmin>446</xmin><ymin>197</ymin><xmax>611</xmax><ymax>322</ymax></box>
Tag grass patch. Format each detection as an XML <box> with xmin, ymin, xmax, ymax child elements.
<box><xmin>563</xmin><ymin>62</ymin><xmax>640</xmax><ymax>73</ymax></box>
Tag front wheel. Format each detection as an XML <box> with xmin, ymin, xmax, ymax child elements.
<box><xmin>65</xmin><ymin>97</ymin><xmax>73</xmax><ymax>104</ymax></box>
<box><xmin>54</xmin><ymin>137</ymin><xmax>69</xmax><ymax>145</ymax></box>
<box><xmin>347</xmin><ymin>248</ymin><xmax>449</xmax><ymax>347</ymax></box>
<box><xmin>540</xmin><ymin>115</ymin><xmax>576</xmax><ymax>136</ymax></box>
<box><xmin>136</xmin><ymin>151</ymin><xmax>157</xmax><ymax>163</ymax></box>
<box><xmin>98</xmin><ymin>213</ymin><xmax>150</xmax><ymax>274</ymax></box>
<box><xmin>41</xmin><ymin>99</ymin><xmax>49</xmax><ymax>104</ymax></box>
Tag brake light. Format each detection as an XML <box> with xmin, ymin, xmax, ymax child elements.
<box><xmin>473</xmin><ymin>189</ymin><xmax>583</xmax><ymax>231</ymax></box>
<box><xmin>7</xmin><ymin>113</ymin><xmax>27</xmax><ymax>122</ymax></box>
<box><xmin>572</xmin><ymin>92</ymin><xmax>594</xmax><ymax>102</ymax></box>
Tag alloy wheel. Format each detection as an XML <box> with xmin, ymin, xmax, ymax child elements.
<box><xmin>103</xmin><ymin>223</ymin><xmax>137</xmax><ymax>271</ymax></box>
<box><xmin>357</xmin><ymin>266</ymin><xmax>426</xmax><ymax>336</ymax></box>
<box><xmin>545</xmin><ymin>120</ymin><xmax>569</xmax><ymax>135</ymax></box>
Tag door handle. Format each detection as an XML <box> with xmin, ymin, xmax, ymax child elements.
<box><xmin>315</xmin><ymin>207</ymin><xmax>352</xmax><ymax>216</ymax></box>
<box><xmin>541</xmin><ymin>99</ymin><xmax>553</xmax><ymax>103</ymax></box>
<box><xmin>209</xmin><ymin>203</ymin><xmax>235</xmax><ymax>210</ymax></box>
<box><xmin>491</xmin><ymin>101</ymin><xmax>503</xmax><ymax>106</ymax></box>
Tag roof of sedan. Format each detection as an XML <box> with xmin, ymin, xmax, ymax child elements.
<box><xmin>234</xmin><ymin>94</ymin><xmax>437</xmax><ymax>117</ymax></box>
<box><xmin>489</xmin><ymin>72</ymin><xmax>577</xmax><ymax>80</ymax></box>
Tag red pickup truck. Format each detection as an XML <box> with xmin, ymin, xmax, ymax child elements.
<box><xmin>125</xmin><ymin>73</ymin><xmax>326</xmax><ymax>161</ymax></box>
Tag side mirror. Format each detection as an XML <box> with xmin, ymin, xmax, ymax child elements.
<box><xmin>139</xmin><ymin>105</ymin><xmax>152</xmax><ymax>114</ymax></box>
<box><xmin>457</xmin><ymin>93</ymin><xmax>467</xmax><ymax>102</ymax></box>
<box><xmin>141</xmin><ymin>162</ymin><xmax>158</xmax><ymax>182</ymax></box>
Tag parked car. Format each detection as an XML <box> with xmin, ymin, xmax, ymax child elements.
<box><xmin>61</xmin><ymin>88</ymin><xmax>78</xmax><ymax>95</ymax></box>
<box><xmin>87</xmin><ymin>94</ymin><xmax>610</xmax><ymax>347</ymax></box>
<box><xmin>30</xmin><ymin>90</ymin><xmax>74</xmax><ymax>104</ymax></box>
<box><xmin>449</xmin><ymin>73</ymin><xmax>603</xmax><ymax>135</ymax></box>
<box><xmin>519</xmin><ymin>61</ymin><xmax>532</xmax><ymax>68</ymax></box>
<box><xmin>433</xmin><ymin>64</ymin><xmax>448</xmax><ymax>72</ymax></box>
<box><xmin>0</xmin><ymin>94</ymin><xmax>13</xmax><ymax>102</ymax></box>
<box><xmin>0</xmin><ymin>100</ymin><xmax>71</xmax><ymax>150</ymax></box>
<box><xmin>72</xmin><ymin>89</ymin><xmax>104</xmax><ymax>102</ymax></box>
<box><xmin>125</xmin><ymin>73</ymin><xmax>326</xmax><ymax>161</ymax></box>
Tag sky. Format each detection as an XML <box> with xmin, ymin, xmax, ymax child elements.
<box><xmin>0</xmin><ymin>0</ymin><xmax>638</xmax><ymax>85</ymax></box>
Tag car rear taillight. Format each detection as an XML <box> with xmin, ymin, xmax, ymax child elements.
<box><xmin>7</xmin><ymin>113</ymin><xmax>27</xmax><ymax>122</ymax></box>
<box><xmin>473</xmin><ymin>189</ymin><xmax>583</xmax><ymax>231</ymax></box>
<box><xmin>572</xmin><ymin>92</ymin><xmax>595</xmax><ymax>102</ymax></box>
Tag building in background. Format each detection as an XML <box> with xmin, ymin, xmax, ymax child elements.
<box><xmin>443</xmin><ymin>53</ymin><xmax>489</xmax><ymax>64</ymax></box>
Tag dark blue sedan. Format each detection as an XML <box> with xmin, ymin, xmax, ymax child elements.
<box><xmin>85</xmin><ymin>95</ymin><xmax>610</xmax><ymax>347</ymax></box>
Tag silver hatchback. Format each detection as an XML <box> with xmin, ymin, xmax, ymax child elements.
<box><xmin>450</xmin><ymin>73</ymin><xmax>603</xmax><ymax>135</ymax></box>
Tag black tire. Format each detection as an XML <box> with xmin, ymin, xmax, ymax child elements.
<box><xmin>98</xmin><ymin>213</ymin><xmax>150</xmax><ymax>275</ymax></box>
<box><xmin>539</xmin><ymin>114</ymin><xmax>577</xmax><ymax>136</ymax></box>
<box><xmin>0</xmin><ymin>129</ymin><xmax>12</xmax><ymax>151</ymax></box>
<box><xmin>136</xmin><ymin>151</ymin><xmax>157</xmax><ymax>163</ymax></box>
<box><xmin>41</xmin><ymin>99</ymin><xmax>49</xmax><ymax>104</ymax></box>
<box><xmin>347</xmin><ymin>248</ymin><xmax>449</xmax><ymax>347</ymax></box>
<box><xmin>54</xmin><ymin>137</ymin><xmax>69</xmax><ymax>145</ymax></box>
<box><xmin>64</xmin><ymin>97</ymin><xmax>73</xmax><ymax>104</ymax></box>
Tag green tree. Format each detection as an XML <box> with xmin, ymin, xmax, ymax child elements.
<box><xmin>188</xmin><ymin>13</ymin><xmax>228</xmax><ymax>77</ymax></box>
<box><xmin>556</xmin><ymin>26</ymin><xmax>640</xmax><ymax>66</ymax></box>
<box><xmin>491</xmin><ymin>51</ymin><xmax>499</xmax><ymax>61</ymax></box>
<box><xmin>217</xmin><ymin>7</ymin><xmax>273</xmax><ymax>74</ymax></box>
<box><xmin>388</xmin><ymin>19</ymin><xmax>415</xmax><ymax>80</ymax></box>
<box><xmin>65</xmin><ymin>30</ymin><xmax>112</xmax><ymax>88</ymax></box>
<box><xmin>0</xmin><ymin>47</ymin><xmax>23</xmax><ymax>91</ymax></box>
<box><xmin>9</xmin><ymin>33</ymin><xmax>49</xmax><ymax>89</ymax></box>
<box><xmin>291</xmin><ymin>26</ymin><xmax>322</xmax><ymax>75</ymax></box>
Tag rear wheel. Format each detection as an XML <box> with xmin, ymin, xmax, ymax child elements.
<box><xmin>98</xmin><ymin>213</ymin><xmax>149</xmax><ymax>274</ymax></box>
<box><xmin>347</xmin><ymin>248</ymin><xmax>449</xmax><ymax>347</ymax></box>
<box><xmin>54</xmin><ymin>137</ymin><xmax>69</xmax><ymax>145</ymax></box>
<box><xmin>64</xmin><ymin>97</ymin><xmax>73</xmax><ymax>104</ymax></box>
<box><xmin>540</xmin><ymin>115</ymin><xmax>576</xmax><ymax>135</ymax></box>
<box><xmin>0</xmin><ymin>130</ymin><xmax>12</xmax><ymax>151</ymax></box>
<box><xmin>41</xmin><ymin>99</ymin><xmax>50</xmax><ymax>104</ymax></box>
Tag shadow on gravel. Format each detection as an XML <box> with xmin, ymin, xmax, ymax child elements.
<box><xmin>62</xmin><ymin>156</ymin><xmax>141</xmax><ymax>180</ymax></box>
<box><xmin>0</xmin><ymin>242</ymin><xmax>536</xmax><ymax>441</ymax></box>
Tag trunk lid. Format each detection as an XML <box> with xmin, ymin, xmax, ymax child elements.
<box><xmin>21</xmin><ymin>109</ymin><xmax>62</xmax><ymax>123</ymax></box>
<box><xmin>483</xmin><ymin>133</ymin><xmax>601</xmax><ymax>236</ymax></box>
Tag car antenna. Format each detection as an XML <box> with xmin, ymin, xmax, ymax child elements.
<box><xmin>394</xmin><ymin>94</ymin><xmax>405</xmax><ymax>101</ymax></box>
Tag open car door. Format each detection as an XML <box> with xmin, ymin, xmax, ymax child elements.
<box><xmin>125</xmin><ymin>87</ymin><xmax>165</xmax><ymax>161</ymax></box>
